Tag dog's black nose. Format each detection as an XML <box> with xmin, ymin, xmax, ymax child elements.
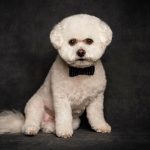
<box><xmin>77</xmin><ymin>49</ymin><xmax>86</xmax><ymax>57</ymax></box>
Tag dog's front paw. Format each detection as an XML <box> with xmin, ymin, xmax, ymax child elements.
<box><xmin>56</xmin><ymin>127</ymin><xmax>73</xmax><ymax>138</ymax></box>
<box><xmin>94</xmin><ymin>122</ymin><xmax>111</xmax><ymax>133</ymax></box>
<box><xmin>22</xmin><ymin>125</ymin><xmax>40</xmax><ymax>136</ymax></box>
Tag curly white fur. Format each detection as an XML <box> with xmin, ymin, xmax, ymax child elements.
<box><xmin>0</xmin><ymin>111</ymin><xmax>24</xmax><ymax>133</ymax></box>
<box><xmin>0</xmin><ymin>14</ymin><xmax>112</xmax><ymax>138</ymax></box>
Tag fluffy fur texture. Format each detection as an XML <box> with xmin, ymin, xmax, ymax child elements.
<box><xmin>0</xmin><ymin>111</ymin><xmax>24</xmax><ymax>133</ymax></box>
<box><xmin>0</xmin><ymin>14</ymin><xmax>112</xmax><ymax>138</ymax></box>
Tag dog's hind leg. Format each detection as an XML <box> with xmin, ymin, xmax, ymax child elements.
<box><xmin>41</xmin><ymin>120</ymin><xmax>55</xmax><ymax>133</ymax></box>
<box><xmin>22</xmin><ymin>71</ymin><xmax>53</xmax><ymax>136</ymax></box>
<box><xmin>22</xmin><ymin>93</ymin><xmax>45</xmax><ymax>135</ymax></box>
<box><xmin>41</xmin><ymin>107</ymin><xmax>55</xmax><ymax>133</ymax></box>
<box><xmin>72</xmin><ymin>118</ymin><xmax>81</xmax><ymax>130</ymax></box>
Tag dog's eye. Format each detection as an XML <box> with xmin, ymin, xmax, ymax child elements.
<box><xmin>85</xmin><ymin>38</ymin><xmax>93</xmax><ymax>45</ymax></box>
<box><xmin>68</xmin><ymin>39</ymin><xmax>77</xmax><ymax>46</ymax></box>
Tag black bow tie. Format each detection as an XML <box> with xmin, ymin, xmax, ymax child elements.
<box><xmin>69</xmin><ymin>66</ymin><xmax>95</xmax><ymax>77</ymax></box>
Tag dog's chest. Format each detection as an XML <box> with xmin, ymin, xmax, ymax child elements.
<box><xmin>51</xmin><ymin>58</ymin><xmax>106</xmax><ymax>115</ymax></box>
<box><xmin>66</xmin><ymin>77</ymin><xmax>101</xmax><ymax>117</ymax></box>
<box><xmin>68</xmin><ymin>76</ymin><xmax>101</xmax><ymax>109</ymax></box>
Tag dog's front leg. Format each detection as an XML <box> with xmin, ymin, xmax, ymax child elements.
<box><xmin>54</xmin><ymin>95</ymin><xmax>73</xmax><ymax>138</ymax></box>
<box><xmin>86</xmin><ymin>93</ymin><xmax>111</xmax><ymax>133</ymax></box>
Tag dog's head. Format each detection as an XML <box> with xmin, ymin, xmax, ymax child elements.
<box><xmin>50</xmin><ymin>14</ymin><xmax>112</xmax><ymax>68</ymax></box>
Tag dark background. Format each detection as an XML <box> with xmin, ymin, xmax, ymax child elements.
<box><xmin>0</xmin><ymin>0</ymin><xmax>150</xmax><ymax>149</ymax></box>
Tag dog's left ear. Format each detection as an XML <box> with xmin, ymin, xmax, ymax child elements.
<box><xmin>50</xmin><ymin>23</ymin><xmax>63</xmax><ymax>49</ymax></box>
<box><xmin>98</xmin><ymin>20</ymin><xmax>113</xmax><ymax>47</ymax></box>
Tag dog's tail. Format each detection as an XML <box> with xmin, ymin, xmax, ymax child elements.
<box><xmin>0</xmin><ymin>110</ymin><xmax>24</xmax><ymax>134</ymax></box>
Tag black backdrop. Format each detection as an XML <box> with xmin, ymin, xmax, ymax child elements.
<box><xmin>0</xmin><ymin>0</ymin><xmax>150</xmax><ymax>132</ymax></box>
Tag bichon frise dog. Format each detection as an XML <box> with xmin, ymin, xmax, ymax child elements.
<box><xmin>0</xmin><ymin>14</ymin><xmax>112</xmax><ymax>138</ymax></box>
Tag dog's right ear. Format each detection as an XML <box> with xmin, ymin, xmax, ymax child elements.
<box><xmin>50</xmin><ymin>23</ymin><xmax>63</xmax><ymax>50</ymax></box>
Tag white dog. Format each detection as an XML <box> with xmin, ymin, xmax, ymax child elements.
<box><xmin>0</xmin><ymin>14</ymin><xmax>112</xmax><ymax>138</ymax></box>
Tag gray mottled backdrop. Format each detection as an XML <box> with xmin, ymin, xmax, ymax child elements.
<box><xmin>0</xmin><ymin>0</ymin><xmax>150</xmax><ymax>132</ymax></box>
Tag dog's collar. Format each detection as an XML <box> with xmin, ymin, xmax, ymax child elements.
<box><xmin>69</xmin><ymin>66</ymin><xmax>95</xmax><ymax>77</ymax></box>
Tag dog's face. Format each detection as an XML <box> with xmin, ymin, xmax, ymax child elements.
<box><xmin>50</xmin><ymin>14</ymin><xmax>112</xmax><ymax>68</ymax></box>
